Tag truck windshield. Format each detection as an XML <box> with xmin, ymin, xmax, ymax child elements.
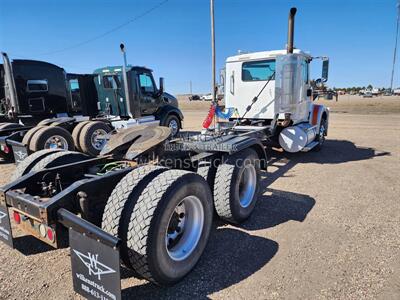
<box><xmin>69</xmin><ymin>79</ymin><xmax>79</xmax><ymax>92</ymax></box>
<box><xmin>242</xmin><ymin>59</ymin><xmax>275</xmax><ymax>81</ymax></box>
<box><xmin>138</xmin><ymin>73</ymin><xmax>155</xmax><ymax>94</ymax></box>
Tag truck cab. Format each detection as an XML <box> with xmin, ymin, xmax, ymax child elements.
<box><xmin>93</xmin><ymin>66</ymin><xmax>182</xmax><ymax>133</ymax></box>
<box><xmin>224</xmin><ymin>49</ymin><xmax>313</xmax><ymax>125</ymax></box>
<box><xmin>222</xmin><ymin>46</ymin><xmax>331</xmax><ymax>153</ymax></box>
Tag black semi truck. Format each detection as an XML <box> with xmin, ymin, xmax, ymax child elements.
<box><xmin>0</xmin><ymin>50</ymin><xmax>183</xmax><ymax>162</ymax></box>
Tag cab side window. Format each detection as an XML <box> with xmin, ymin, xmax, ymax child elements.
<box><xmin>103</xmin><ymin>75</ymin><xmax>121</xmax><ymax>89</ymax></box>
<box><xmin>302</xmin><ymin>60</ymin><xmax>309</xmax><ymax>83</ymax></box>
<box><xmin>26</xmin><ymin>80</ymin><xmax>48</xmax><ymax>92</ymax></box>
<box><xmin>138</xmin><ymin>73</ymin><xmax>155</xmax><ymax>94</ymax></box>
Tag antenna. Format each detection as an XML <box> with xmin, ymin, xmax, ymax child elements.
<box><xmin>390</xmin><ymin>0</ymin><xmax>400</xmax><ymax>92</ymax></box>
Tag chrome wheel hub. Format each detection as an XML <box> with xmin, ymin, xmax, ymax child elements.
<box><xmin>165</xmin><ymin>196</ymin><xmax>204</xmax><ymax>261</ymax></box>
<box><xmin>238</xmin><ymin>164</ymin><xmax>257</xmax><ymax>208</ymax></box>
<box><xmin>91</xmin><ymin>129</ymin><xmax>108</xmax><ymax>150</ymax></box>
<box><xmin>168</xmin><ymin>119</ymin><xmax>178</xmax><ymax>136</ymax></box>
<box><xmin>44</xmin><ymin>135</ymin><xmax>68</xmax><ymax>150</ymax></box>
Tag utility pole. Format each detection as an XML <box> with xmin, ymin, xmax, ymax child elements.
<box><xmin>390</xmin><ymin>0</ymin><xmax>400</xmax><ymax>92</ymax></box>
<box><xmin>210</xmin><ymin>0</ymin><xmax>216</xmax><ymax>103</ymax></box>
<box><xmin>190</xmin><ymin>80</ymin><xmax>192</xmax><ymax>95</ymax></box>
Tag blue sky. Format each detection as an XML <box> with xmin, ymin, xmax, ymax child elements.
<box><xmin>0</xmin><ymin>0</ymin><xmax>399</xmax><ymax>94</ymax></box>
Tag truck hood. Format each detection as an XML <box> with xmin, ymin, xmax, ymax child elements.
<box><xmin>162</xmin><ymin>92</ymin><xmax>178</xmax><ymax>108</ymax></box>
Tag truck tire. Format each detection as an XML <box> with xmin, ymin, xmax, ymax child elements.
<box><xmin>29</xmin><ymin>126</ymin><xmax>75</xmax><ymax>152</ymax></box>
<box><xmin>197</xmin><ymin>163</ymin><xmax>217</xmax><ymax>192</ymax></box>
<box><xmin>10</xmin><ymin>149</ymin><xmax>61</xmax><ymax>182</ymax></box>
<box><xmin>79</xmin><ymin>121</ymin><xmax>111</xmax><ymax>156</ymax></box>
<box><xmin>127</xmin><ymin>170</ymin><xmax>213</xmax><ymax>285</ymax></box>
<box><xmin>30</xmin><ymin>151</ymin><xmax>88</xmax><ymax>172</ymax></box>
<box><xmin>71</xmin><ymin>121</ymin><xmax>91</xmax><ymax>152</ymax></box>
<box><xmin>102</xmin><ymin>165</ymin><xmax>167</xmax><ymax>270</ymax></box>
<box><xmin>314</xmin><ymin>117</ymin><xmax>327</xmax><ymax>151</ymax></box>
<box><xmin>214</xmin><ymin>148</ymin><xmax>260</xmax><ymax>224</ymax></box>
<box><xmin>162</xmin><ymin>114</ymin><xmax>180</xmax><ymax>136</ymax></box>
<box><xmin>22</xmin><ymin>125</ymin><xmax>46</xmax><ymax>147</ymax></box>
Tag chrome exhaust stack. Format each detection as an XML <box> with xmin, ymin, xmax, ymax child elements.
<box><xmin>287</xmin><ymin>7</ymin><xmax>297</xmax><ymax>54</ymax></box>
<box><xmin>1</xmin><ymin>52</ymin><xmax>19</xmax><ymax>116</ymax></box>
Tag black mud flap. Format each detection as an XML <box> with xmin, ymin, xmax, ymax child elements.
<box><xmin>0</xmin><ymin>205</ymin><xmax>13</xmax><ymax>248</ymax></box>
<box><xmin>58</xmin><ymin>209</ymin><xmax>121</xmax><ymax>300</ymax></box>
<box><xmin>9</xmin><ymin>141</ymin><xmax>28</xmax><ymax>164</ymax></box>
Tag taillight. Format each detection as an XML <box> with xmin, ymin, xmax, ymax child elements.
<box><xmin>47</xmin><ymin>228</ymin><xmax>54</xmax><ymax>242</ymax></box>
<box><xmin>3</xmin><ymin>145</ymin><xmax>10</xmax><ymax>154</ymax></box>
<box><xmin>13</xmin><ymin>211</ymin><xmax>21</xmax><ymax>224</ymax></box>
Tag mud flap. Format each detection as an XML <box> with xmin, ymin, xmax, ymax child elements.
<box><xmin>8</xmin><ymin>140</ymin><xmax>28</xmax><ymax>164</ymax></box>
<box><xmin>0</xmin><ymin>205</ymin><xmax>13</xmax><ymax>248</ymax></box>
<box><xmin>57</xmin><ymin>209</ymin><xmax>121</xmax><ymax>300</ymax></box>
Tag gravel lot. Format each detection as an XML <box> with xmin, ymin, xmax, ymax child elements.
<box><xmin>0</xmin><ymin>98</ymin><xmax>399</xmax><ymax>299</ymax></box>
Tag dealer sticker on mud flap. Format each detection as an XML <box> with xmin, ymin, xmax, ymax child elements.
<box><xmin>11</xmin><ymin>144</ymin><xmax>28</xmax><ymax>165</ymax></box>
<box><xmin>69</xmin><ymin>229</ymin><xmax>121</xmax><ymax>300</ymax></box>
<box><xmin>0</xmin><ymin>205</ymin><xmax>13</xmax><ymax>248</ymax></box>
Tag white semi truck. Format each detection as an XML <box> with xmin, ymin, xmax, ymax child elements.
<box><xmin>223</xmin><ymin>47</ymin><xmax>329</xmax><ymax>152</ymax></box>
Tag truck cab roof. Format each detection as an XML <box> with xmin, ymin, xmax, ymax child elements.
<box><xmin>226</xmin><ymin>49</ymin><xmax>311</xmax><ymax>63</ymax></box>
<box><xmin>12</xmin><ymin>59</ymin><xmax>66</xmax><ymax>71</ymax></box>
<box><xmin>93</xmin><ymin>65</ymin><xmax>153</xmax><ymax>75</ymax></box>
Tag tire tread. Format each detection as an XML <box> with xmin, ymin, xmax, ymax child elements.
<box><xmin>101</xmin><ymin>165</ymin><xmax>167</xmax><ymax>269</ymax></box>
<box><xmin>126</xmin><ymin>169</ymin><xmax>191</xmax><ymax>284</ymax></box>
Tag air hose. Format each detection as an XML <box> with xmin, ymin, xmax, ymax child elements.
<box><xmin>202</xmin><ymin>104</ymin><xmax>216</xmax><ymax>128</ymax></box>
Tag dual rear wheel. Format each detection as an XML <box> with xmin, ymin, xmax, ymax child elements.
<box><xmin>72</xmin><ymin>121</ymin><xmax>111</xmax><ymax>156</ymax></box>
<box><xmin>102</xmin><ymin>167</ymin><xmax>213</xmax><ymax>285</ymax></box>
<box><xmin>101</xmin><ymin>148</ymin><xmax>261</xmax><ymax>285</ymax></box>
<box><xmin>22</xmin><ymin>121</ymin><xmax>111</xmax><ymax>156</ymax></box>
<box><xmin>199</xmin><ymin>148</ymin><xmax>261</xmax><ymax>223</ymax></box>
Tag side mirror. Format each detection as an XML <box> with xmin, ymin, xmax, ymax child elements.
<box><xmin>159</xmin><ymin>77</ymin><xmax>164</xmax><ymax>94</ymax></box>
<box><xmin>322</xmin><ymin>59</ymin><xmax>329</xmax><ymax>82</ymax></box>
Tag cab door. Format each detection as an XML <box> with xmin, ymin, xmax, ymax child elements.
<box><xmin>137</xmin><ymin>71</ymin><xmax>159</xmax><ymax>115</ymax></box>
<box><xmin>297</xmin><ymin>58</ymin><xmax>311</xmax><ymax>122</ymax></box>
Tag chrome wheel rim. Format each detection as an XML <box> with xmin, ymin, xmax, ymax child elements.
<box><xmin>91</xmin><ymin>129</ymin><xmax>108</xmax><ymax>150</ymax></box>
<box><xmin>44</xmin><ymin>135</ymin><xmax>68</xmax><ymax>150</ymax></box>
<box><xmin>168</xmin><ymin>119</ymin><xmax>179</xmax><ymax>136</ymax></box>
<box><xmin>319</xmin><ymin>122</ymin><xmax>326</xmax><ymax>145</ymax></box>
<box><xmin>165</xmin><ymin>196</ymin><xmax>204</xmax><ymax>261</ymax></box>
<box><xmin>238</xmin><ymin>164</ymin><xmax>257</xmax><ymax>208</ymax></box>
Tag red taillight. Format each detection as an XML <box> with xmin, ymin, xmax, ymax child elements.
<box><xmin>3</xmin><ymin>145</ymin><xmax>10</xmax><ymax>154</ymax></box>
<box><xmin>13</xmin><ymin>211</ymin><xmax>21</xmax><ymax>224</ymax></box>
<box><xmin>47</xmin><ymin>228</ymin><xmax>54</xmax><ymax>242</ymax></box>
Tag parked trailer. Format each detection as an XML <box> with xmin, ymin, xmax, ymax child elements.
<box><xmin>0</xmin><ymin>7</ymin><xmax>332</xmax><ymax>299</ymax></box>
<box><xmin>0</xmin><ymin>49</ymin><xmax>183</xmax><ymax>162</ymax></box>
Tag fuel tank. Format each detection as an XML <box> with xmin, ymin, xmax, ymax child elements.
<box><xmin>279</xmin><ymin>123</ymin><xmax>317</xmax><ymax>153</ymax></box>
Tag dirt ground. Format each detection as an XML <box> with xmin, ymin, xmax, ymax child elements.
<box><xmin>0</xmin><ymin>96</ymin><xmax>399</xmax><ymax>299</ymax></box>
